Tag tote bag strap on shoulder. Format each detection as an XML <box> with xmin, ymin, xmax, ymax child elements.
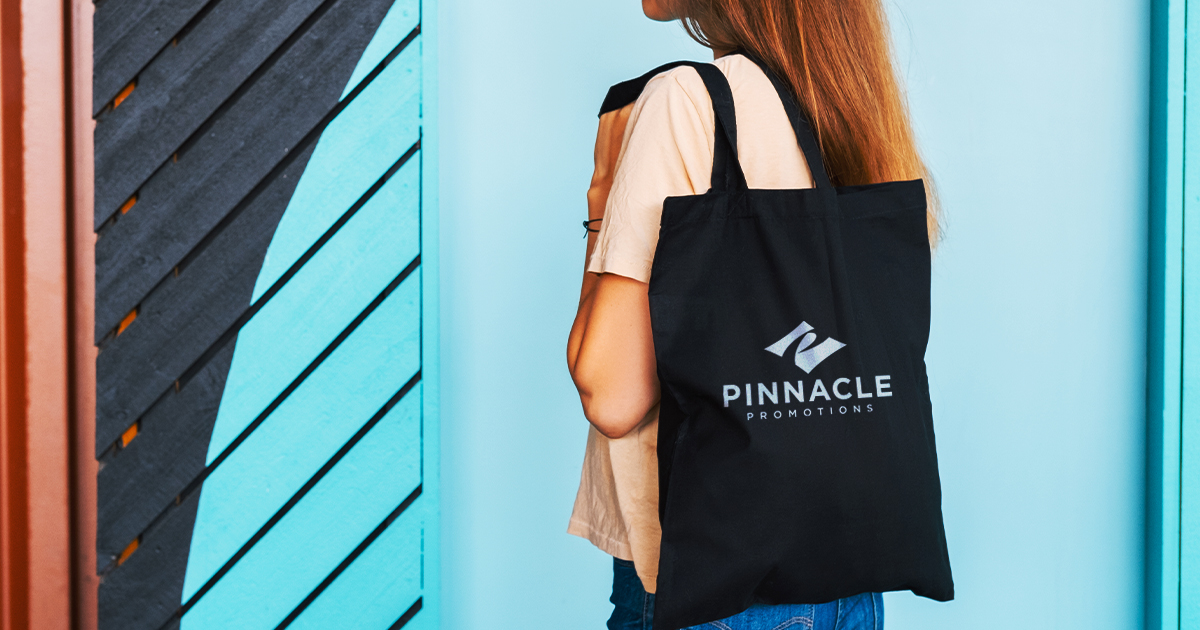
<box><xmin>734</xmin><ymin>51</ymin><xmax>834</xmax><ymax>190</ymax></box>
<box><xmin>599</xmin><ymin>55</ymin><xmax>833</xmax><ymax>191</ymax></box>
<box><xmin>598</xmin><ymin>61</ymin><xmax>745</xmax><ymax>192</ymax></box>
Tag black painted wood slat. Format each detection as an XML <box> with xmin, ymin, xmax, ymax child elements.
<box><xmin>100</xmin><ymin>367</ymin><xmax>422</xmax><ymax>629</ymax></box>
<box><xmin>93</xmin><ymin>0</ymin><xmax>211</xmax><ymax>115</ymax></box>
<box><xmin>98</xmin><ymin>491</ymin><xmax>199</xmax><ymax>630</ymax></box>
<box><xmin>93</xmin><ymin>142</ymin><xmax>313</xmax><ymax>453</ymax></box>
<box><xmin>93</xmin><ymin>0</ymin><xmax>327</xmax><ymax>225</ymax></box>
<box><xmin>92</xmin><ymin>0</ymin><xmax>405</xmax><ymax>340</ymax></box>
<box><xmin>97</xmin><ymin>341</ymin><xmax>233</xmax><ymax>565</ymax></box>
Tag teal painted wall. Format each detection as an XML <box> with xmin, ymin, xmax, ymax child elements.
<box><xmin>438</xmin><ymin>1</ymin><xmax>1148</xmax><ymax>629</ymax></box>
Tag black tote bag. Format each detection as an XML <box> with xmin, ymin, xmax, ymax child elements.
<box><xmin>598</xmin><ymin>55</ymin><xmax>953</xmax><ymax>630</ymax></box>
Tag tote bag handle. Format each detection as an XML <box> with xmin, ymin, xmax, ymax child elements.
<box><xmin>734</xmin><ymin>51</ymin><xmax>834</xmax><ymax>190</ymax></box>
<box><xmin>599</xmin><ymin>55</ymin><xmax>834</xmax><ymax>191</ymax></box>
<box><xmin>598</xmin><ymin>61</ymin><xmax>745</xmax><ymax>192</ymax></box>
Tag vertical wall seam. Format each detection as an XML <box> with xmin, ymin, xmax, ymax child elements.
<box><xmin>1180</xmin><ymin>0</ymin><xmax>1187</xmax><ymax>621</ymax></box>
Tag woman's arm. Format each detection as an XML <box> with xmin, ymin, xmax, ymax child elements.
<box><xmin>567</xmin><ymin>106</ymin><xmax>661</xmax><ymax>439</ymax></box>
<box><xmin>569</xmin><ymin>274</ymin><xmax>659</xmax><ymax>439</ymax></box>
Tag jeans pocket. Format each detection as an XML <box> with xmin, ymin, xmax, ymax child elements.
<box><xmin>769</xmin><ymin>616</ymin><xmax>814</xmax><ymax>630</ymax></box>
<box><xmin>833</xmin><ymin>593</ymin><xmax>883</xmax><ymax>630</ymax></box>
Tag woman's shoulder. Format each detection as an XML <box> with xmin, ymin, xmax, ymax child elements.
<box><xmin>632</xmin><ymin>55</ymin><xmax>763</xmax><ymax>112</ymax></box>
<box><xmin>636</xmin><ymin>63</ymin><xmax>708</xmax><ymax>110</ymax></box>
<box><xmin>612</xmin><ymin>64</ymin><xmax>711</xmax><ymax>143</ymax></box>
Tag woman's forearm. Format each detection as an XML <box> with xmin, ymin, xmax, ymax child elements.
<box><xmin>568</xmin><ymin>214</ymin><xmax>660</xmax><ymax>439</ymax></box>
<box><xmin>568</xmin><ymin>230</ymin><xmax>602</xmax><ymax>371</ymax></box>
<box><xmin>567</xmin><ymin>280</ymin><xmax>596</xmax><ymax>374</ymax></box>
<box><xmin>569</xmin><ymin>273</ymin><xmax>660</xmax><ymax>439</ymax></box>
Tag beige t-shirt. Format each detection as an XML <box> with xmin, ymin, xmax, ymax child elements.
<box><xmin>568</xmin><ymin>54</ymin><xmax>814</xmax><ymax>594</ymax></box>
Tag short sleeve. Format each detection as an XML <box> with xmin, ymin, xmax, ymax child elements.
<box><xmin>586</xmin><ymin>69</ymin><xmax>715</xmax><ymax>283</ymax></box>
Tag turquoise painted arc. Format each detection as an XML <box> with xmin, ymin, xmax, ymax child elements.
<box><xmin>183</xmin><ymin>266</ymin><xmax>422</xmax><ymax>602</ymax></box>
<box><xmin>180</xmin><ymin>0</ymin><xmax>430</xmax><ymax>627</ymax></box>
<box><xmin>204</xmin><ymin>39</ymin><xmax>423</xmax><ymax>463</ymax></box>
<box><xmin>186</xmin><ymin>384</ymin><xmax>423</xmax><ymax>629</ymax></box>
<box><xmin>252</xmin><ymin>3</ymin><xmax>421</xmax><ymax>302</ymax></box>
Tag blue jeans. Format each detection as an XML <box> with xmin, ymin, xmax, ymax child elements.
<box><xmin>608</xmin><ymin>558</ymin><xmax>883</xmax><ymax>630</ymax></box>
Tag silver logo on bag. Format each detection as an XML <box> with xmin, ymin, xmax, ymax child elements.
<box><xmin>721</xmin><ymin>322</ymin><xmax>889</xmax><ymax>419</ymax></box>
<box><xmin>764</xmin><ymin>322</ymin><xmax>846</xmax><ymax>373</ymax></box>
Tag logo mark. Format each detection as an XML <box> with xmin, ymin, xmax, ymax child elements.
<box><xmin>765</xmin><ymin>322</ymin><xmax>846</xmax><ymax>373</ymax></box>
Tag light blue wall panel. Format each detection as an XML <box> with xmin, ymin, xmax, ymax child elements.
<box><xmin>289</xmin><ymin>496</ymin><xmax>427</xmax><ymax>630</ymax></box>
<box><xmin>438</xmin><ymin>1</ymin><xmax>1148</xmax><ymax>628</ymax></box>
<box><xmin>182</xmin><ymin>385</ymin><xmax>423</xmax><ymax>629</ymax></box>
<box><xmin>183</xmin><ymin>269</ymin><xmax>422</xmax><ymax>600</ymax></box>
<box><xmin>885</xmin><ymin>2</ymin><xmax>1147</xmax><ymax>627</ymax></box>
<box><xmin>437</xmin><ymin>4</ymin><xmax>703</xmax><ymax>627</ymax></box>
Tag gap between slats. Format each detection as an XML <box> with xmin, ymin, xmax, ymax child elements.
<box><xmin>390</xmin><ymin>599</ymin><xmax>424</xmax><ymax>630</ymax></box>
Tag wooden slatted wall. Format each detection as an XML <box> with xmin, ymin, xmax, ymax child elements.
<box><xmin>93</xmin><ymin>0</ymin><xmax>433</xmax><ymax>628</ymax></box>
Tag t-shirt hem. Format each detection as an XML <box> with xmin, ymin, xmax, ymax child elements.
<box><xmin>567</xmin><ymin>518</ymin><xmax>658</xmax><ymax>594</ymax></box>
<box><xmin>585</xmin><ymin>256</ymin><xmax>652</xmax><ymax>284</ymax></box>
<box><xmin>567</xmin><ymin>517</ymin><xmax>634</xmax><ymax>561</ymax></box>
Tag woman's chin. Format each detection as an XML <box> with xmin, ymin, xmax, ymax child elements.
<box><xmin>641</xmin><ymin>0</ymin><xmax>676</xmax><ymax>21</ymax></box>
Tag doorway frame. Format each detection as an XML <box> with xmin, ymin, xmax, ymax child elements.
<box><xmin>1147</xmin><ymin>0</ymin><xmax>1198</xmax><ymax>627</ymax></box>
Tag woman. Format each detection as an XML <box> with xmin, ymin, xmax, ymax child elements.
<box><xmin>567</xmin><ymin>0</ymin><xmax>938</xmax><ymax>628</ymax></box>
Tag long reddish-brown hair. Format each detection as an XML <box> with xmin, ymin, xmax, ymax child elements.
<box><xmin>675</xmin><ymin>0</ymin><xmax>940</xmax><ymax>240</ymax></box>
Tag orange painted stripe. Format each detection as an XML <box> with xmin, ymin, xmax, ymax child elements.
<box><xmin>116</xmin><ymin>538</ymin><xmax>138</xmax><ymax>566</ymax></box>
<box><xmin>116</xmin><ymin>308</ymin><xmax>137</xmax><ymax>335</ymax></box>
<box><xmin>112</xmin><ymin>80</ymin><xmax>135</xmax><ymax>109</ymax></box>
<box><xmin>119</xmin><ymin>422</ymin><xmax>137</xmax><ymax>448</ymax></box>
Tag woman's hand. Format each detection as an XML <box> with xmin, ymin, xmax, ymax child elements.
<box><xmin>567</xmin><ymin>105</ymin><xmax>661</xmax><ymax>439</ymax></box>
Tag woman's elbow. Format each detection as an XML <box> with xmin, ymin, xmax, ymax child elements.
<box><xmin>580</xmin><ymin>395</ymin><xmax>640</xmax><ymax>439</ymax></box>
